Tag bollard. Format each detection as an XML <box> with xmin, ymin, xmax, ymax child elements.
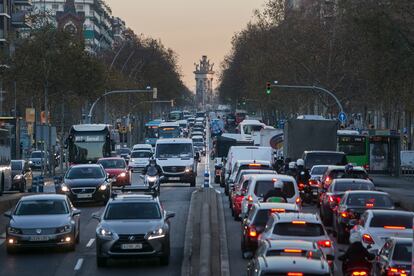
<box><xmin>204</xmin><ymin>171</ymin><xmax>210</xmax><ymax>188</ymax></box>
<box><xmin>31</xmin><ymin>177</ymin><xmax>39</xmax><ymax>193</ymax></box>
<box><xmin>38</xmin><ymin>176</ymin><xmax>44</xmax><ymax>193</ymax></box>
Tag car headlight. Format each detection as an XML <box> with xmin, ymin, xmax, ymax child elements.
<box><xmin>118</xmin><ymin>172</ymin><xmax>127</xmax><ymax>178</ymax></box>
<box><xmin>97</xmin><ymin>226</ymin><xmax>113</xmax><ymax>237</ymax></box>
<box><xmin>7</xmin><ymin>226</ymin><xmax>21</xmax><ymax>234</ymax></box>
<box><xmin>147</xmin><ymin>176</ymin><xmax>157</xmax><ymax>182</ymax></box>
<box><xmin>185</xmin><ymin>166</ymin><xmax>192</xmax><ymax>173</ymax></box>
<box><xmin>57</xmin><ymin>224</ymin><xmax>72</xmax><ymax>233</ymax></box>
<box><xmin>147</xmin><ymin>227</ymin><xmax>165</xmax><ymax>240</ymax></box>
<box><xmin>99</xmin><ymin>183</ymin><xmax>108</xmax><ymax>191</ymax></box>
<box><xmin>61</xmin><ymin>184</ymin><xmax>70</xmax><ymax>192</ymax></box>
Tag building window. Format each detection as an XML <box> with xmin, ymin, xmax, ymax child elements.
<box><xmin>76</xmin><ymin>4</ymin><xmax>84</xmax><ymax>11</ymax></box>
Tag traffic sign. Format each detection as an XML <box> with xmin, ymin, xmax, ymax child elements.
<box><xmin>338</xmin><ymin>112</ymin><xmax>347</xmax><ymax>123</ymax></box>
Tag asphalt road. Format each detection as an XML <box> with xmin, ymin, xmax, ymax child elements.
<box><xmin>0</xmin><ymin>162</ymin><xmax>203</xmax><ymax>276</ymax></box>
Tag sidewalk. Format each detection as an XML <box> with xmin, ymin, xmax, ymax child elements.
<box><xmin>372</xmin><ymin>175</ymin><xmax>414</xmax><ymax>211</ymax></box>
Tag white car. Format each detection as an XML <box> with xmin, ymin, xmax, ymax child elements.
<box><xmin>240</xmin><ymin>174</ymin><xmax>300</xmax><ymax>218</ymax></box>
<box><xmin>132</xmin><ymin>144</ymin><xmax>153</xmax><ymax>152</ymax></box>
<box><xmin>259</xmin><ymin>212</ymin><xmax>335</xmax><ymax>261</ymax></box>
<box><xmin>349</xmin><ymin>209</ymin><xmax>413</xmax><ymax>253</ymax></box>
<box><xmin>129</xmin><ymin>150</ymin><xmax>153</xmax><ymax>171</ymax></box>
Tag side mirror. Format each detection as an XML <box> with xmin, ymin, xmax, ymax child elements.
<box><xmin>91</xmin><ymin>212</ymin><xmax>101</xmax><ymax>221</ymax></box>
<box><xmin>348</xmin><ymin>219</ymin><xmax>358</xmax><ymax>227</ymax></box>
<box><xmin>4</xmin><ymin>210</ymin><xmax>12</xmax><ymax>218</ymax></box>
<box><xmin>165</xmin><ymin>211</ymin><xmax>175</xmax><ymax>220</ymax></box>
<box><xmin>72</xmin><ymin>209</ymin><xmax>81</xmax><ymax>216</ymax></box>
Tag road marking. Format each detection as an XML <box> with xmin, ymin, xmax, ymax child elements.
<box><xmin>74</xmin><ymin>258</ymin><xmax>84</xmax><ymax>271</ymax></box>
<box><xmin>0</xmin><ymin>232</ymin><xmax>5</xmax><ymax>245</ymax></box>
<box><xmin>86</xmin><ymin>238</ymin><xmax>95</xmax><ymax>248</ymax></box>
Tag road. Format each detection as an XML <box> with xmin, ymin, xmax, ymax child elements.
<box><xmin>0</xmin><ymin>164</ymin><xmax>204</xmax><ymax>276</ymax></box>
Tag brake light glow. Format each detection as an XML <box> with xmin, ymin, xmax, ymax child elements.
<box><xmin>387</xmin><ymin>267</ymin><xmax>407</xmax><ymax>276</ymax></box>
<box><xmin>295</xmin><ymin>197</ymin><xmax>301</xmax><ymax>204</ymax></box>
<box><xmin>362</xmin><ymin>234</ymin><xmax>375</xmax><ymax>244</ymax></box>
<box><xmin>292</xmin><ymin>220</ymin><xmax>306</xmax><ymax>225</ymax></box>
<box><xmin>272</xmin><ymin>178</ymin><xmax>278</xmax><ymax>182</ymax></box>
<box><xmin>248</xmin><ymin>163</ymin><xmax>261</xmax><ymax>167</ymax></box>
<box><xmin>287</xmin><ymin>273</ymin><xmax>303</xmax><ymax>276</ymax></box>
<box><xmin>340</xmin><ymin>212</ymin><xmax>348</xmax><ymax>218</ymax></box>
<box><xmin>247</xmin><ymin>195</ymin><xmax>253</xmax><ymax>202</ymax></box>
<box><xmin>298</xmin><ymin>183</ymin><xmax>305</xmax><ymax>190</ymax></box>
<box><xmin>325</xmin><ymin>176</ymin><xmax>332</xmax><ymax>185</ymax></box>
<box><xmin>270</xmin><ymin>208</ymin><xmax>285</xmax><ymax>213</ymax></box>
<box><xmin>365</xmin><ymin>203</ymin><xmax>374</xmax><ymax>208</ymax></box>
<box><xmin>384</xmin><ymin>226</ymin><xmax>406</xmax><ymax>230</ymax></box>
<box><xmin>317</xmin><ymin>240</ymin><xmax>332</xmax><ymax>248</ymax></box>
<box><xmin>352</xmin><ymin>272</ymin><xmax>367</xmax><ymax>276</ymax></box>
<box><xmin>248</xmin><ymin>227</ymin><xmax>257</xmax><ymax>238</ymax></box>
<box><xmin>284</xmin><ymin>249</ymin><xmax>302</xmax><ymax>253</ymax></box>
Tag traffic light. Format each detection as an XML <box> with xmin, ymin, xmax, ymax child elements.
<box><xmin>266</xmin><ymin>82</ymin><xmax>271</xmax><ymax>95</ymax></box>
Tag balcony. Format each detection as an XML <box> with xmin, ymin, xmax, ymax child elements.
<box><xmin>13</xmin><ymin>0</ymin><xmax>32</xmax><ymax>6</ymax></box>
<box><xmin>11</xmin><ymin>11</ymin><xmax>31</xmax><ymax>28</ymax></box>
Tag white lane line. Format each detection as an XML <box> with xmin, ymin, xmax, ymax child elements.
<box><xmin>74</xmin><ymin>258</ymin><xmax>84</xmax><ymax>271</ymax></box>
<box><xmin>86</xmin><ymin>238</ymin><xmax>95</xmax><ymax>248</ymax></box>
<box><xmin>0</xmin><ymin>232</ymin><xmax>5</xmax><ymax>245</ymax></box>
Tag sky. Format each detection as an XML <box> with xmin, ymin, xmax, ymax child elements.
<box><xmin>105</xmin><ymin>0</ymin><xmax>267</xmax><ymax>91</ymax></box>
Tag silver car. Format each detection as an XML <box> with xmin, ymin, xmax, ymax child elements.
<box><xmin>5</xmin><ymin>194</ymin><xmax>81</xmax><ymax>253</ymax></box>
<box><xmin>93</xmin><ymin>194</ymin><xmax>175</xmax><ymax>267</ymax></box>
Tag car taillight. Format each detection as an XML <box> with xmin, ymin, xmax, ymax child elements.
<box><xmin>387</xmin><ymin>267</ymin><xmax>408</xmax><ymax>276</ymax></box>
<box><xmin>295</xmin><ymin>197</ymin><xmax>301</xmax><ymax>204</ymax></box>
<box><xmin>247</xmin><ymin>195</ymin><xmax>253</xmax><ymax>202</ymax></box>
<box><xmin>328</xmin><ymin>195</ymin><xmax>341</xmax><ymax>205</ymax></box>
<box><xmin>270</xmin><ymin>208</ymin><xmax>285</xmax><ymax>213</ymax></box>
<box><xmin>298</xmin><ymin>183</ymin><xmax>305</xmax><ymax>190</ymax></box>
<box><xmin>362</xmin><ymin>234</ymin><xmax>375</xmax><ymax>244</ymax></box>
<box><xmin>352</xmin><ymin>272</ymin><xmax>368</xmax><ymax>276</ymax></box>
<box><xmin>248</xmin><ymin>226</ymin><xmax>257</xmax><ymax>238</ymax></box>
<box><xmin>287</xmin><ymin>273</ymin><xmax>303</xmax><ymax>276</ymax></box>
<box><xmin>309</xmin><ymin>179</ymin><xmax>320</xmax><ymax>187</ymax></box>
<box><xmin>383</xmin><ymin>226</ymin><xmax>406</xmax><ymax>230</ymax></box>
<box><xmin>340</xmin><ymin>211</ymin><xmax>348</xmax><ymax>218</ymax></box>
<box><xmin>325</xmin><ymin>176</ymin><xmax>332</xmax><ymax>185</ymax></box>
<box><xmin>363</xmin><ymin>164</ymin><xmax>370</xmax><ymax>171</ymax></box>
<box><xmin>317</xmin><ymin>240</ymin><xmax>332</xmax><ymax>248</ymax></box>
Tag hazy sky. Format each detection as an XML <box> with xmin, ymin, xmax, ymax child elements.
<box><xmin>105</xmin><ymin>0</ymin><xmax>266</xmax><ymax>91</ymax></box>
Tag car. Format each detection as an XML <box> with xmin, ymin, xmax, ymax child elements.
<box><xmin>333</xmin><ymin>191</ymin><xmax>395</xmax><ymax>244</ymax></box>
<box><xmin>241</xmin><ymin>202</ymin><xmax>300</xmax><ymax>255</ymax></box>
<box><xmin>349</xmin><ymin>209</ymin><xmax>413</xmax><ymax>253</ymax></box>
<box><xmin>190</xmin><ymin>131</ymin><xmax>204</xmax><ymax>139</ymax></box>
<box><xmin>97</xmin><ymin>158</ymin><xmax>129</xmax><ymax>187</ymax></box>
<box><xmin>319</xmin><ymin>179</ymin><xmax>375</xmax><ymax>226</ymax></box>
<box><xmin>308</xmin><ymin>165</ymin><xmax>329</xmax><ymax>201</ymax></box>
<box><xmin>94</xmin><ymin>193</ymin><xmax>175</xmax><ymax>267</ymax></box>
<box><xmin>374</xmin><ymin>237</ymin><xmax>412</xmax><ymax>276</ymax></box>
<box><xmin>5</xmin><ymin>194</ymin><xmax>81</xmax><ymax>253</ymax></box>
<box><xmin>129</xmin><ymin>150</ymin><xmax>153</xmax><ymax>173</ymax></box>
<box><xmin>192</xmin><ymin>135</ymin><xmax>206</xmax><ymax>156</ymax></box>
<box><xmin>116</xmin><ymin>148</ymin><xmax>131</xmax><ymax>162</ymax></box>
<box><xmin>29</xmin><ymin>150</ymin><xmax>49</xmax><ymax>170</ymax></box>
<box><xmin>246</xmin><ymin>255</ymin><xmax>332</xmax><ymax>276</ymax></box>
<box><xmin>259</xmin><ymin>213</ymin><xmax>335</xmax><ymax>262</ymax></box>
<box><xmin>58</xmin><ymin>164</ymin><xmax>112</xmax><ymax>204</ymax></box>
<box><xmin>302</xmin><ymin>151</ymin><xmax>348</xmax><ymax>171</ymax></box>
<box><xmin>320</xmin><ymin>165</ymin><xmax>370</xmax><ymax>190</ymax></box>
<box><xmin>11</xmin><ymin>160</ymin><xmax>33</xmax><ymax>192</ymax></box>
<box><xmin>240</xmin><ymin>174</ymin><xmax>300</xmax><ymax>218</ymax></box>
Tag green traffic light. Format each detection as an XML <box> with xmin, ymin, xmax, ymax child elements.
<box><xmin>266</xmin><ymin>89</ymin><xmax>271</xmax><ymax>95</ymax></box>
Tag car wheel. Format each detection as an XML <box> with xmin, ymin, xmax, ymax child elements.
<box><xmin>160</xmin><ymin>254</ymin><xmax>170</xmax><ymax>266</ymax></box>
<box><xmin>96</xmin><ymin>256</ymin><xmax>107</xmax><ymax>267</ymax></box>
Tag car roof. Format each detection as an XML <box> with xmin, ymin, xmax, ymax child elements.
<box><xmin>192</xmin><ymin>135</ymin><xmax>204</xmax><ymax>139</ymax></box>
<box><xmin>249</xmin><ymin>174</ymin><xmax>283</xmax><ymax>182</ymax></box>
<box><xmin>20</xmin><ymin>194</ymin><xmax>68</xmax><ymax>201</ymax></box>
<box><xmin>69</xmin><ymin>164</ymin><xmax>102</xmax><ymax>168</ymax></box>
<box><xmin>98</xmin><ymin>157</ymin><xmax>125</xmax><ymax>161</ymax></box>
<box><xmin>239</xmin><ymin>169</ymin><xmax>277</xmax><ymax>175</ymax></box>
<box><xmin>273</xmin><ymin>212</ymin><xmax>321</xmax><ymax>224</ymax></box>
<box><xmin>235</xmin><ymin>160</ymin><xmax>271</xmax><ymax>165</ymax></box>
<box><xmin>156</xmin><ymin>138</ymin><xmax>192</xmax><ymax>144</ymax></box>
<box><xmin>110</xmin><ymin>194</ymin><xmax>158</xmax><ymax>203</ymax></box>
<box><xmin>259</xmin><ymin>256</ymin><xmax>329</xmax><ymax>272</ymax></box>
<box><xmin>255</xmin><ymin>202</ymin><xmax>298</xmax><ymax>211</ymax></box>
<box><xmin>332</xmin><ymin>179</ymin><xmax>373</xmax><ymax>185</ymax></box>
<box><xmin>345</xmin><ymin>190</ymin><xmax>389</xmax><ymax>196</ymax></box>
<box><xmin>326</xmin><ymin>165</ymin><xmax>366</xmax><ymax>171</ymax></box>
<box><xmin>365</xmin><ymin>209</ymin><xmax>413</xmax><ymax>216</ymax></box>
<box><xmin>263</xmin><ymin>239</ymin><xmax>317</xmax><ymax>250</ymax></box>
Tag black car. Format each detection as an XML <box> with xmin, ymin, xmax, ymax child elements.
<box><xmin>333</xmin><ymin>191</ymin><xmax>394</xmax><ymax>243</ymax></box>
<box><xmin>93</xmin><ymin>194</ymin><xmax>175</xmax><ymax>267</ymax></box>
<box><xmin>58</xmin><ymin>164</ymin><xmax>112</xmax><ymax>204</ymax></box>
<box><xmin>374</xmin><ymin>237</ymin><xmax>411</xmax><ymax>276</ymax></box>
<box><xmin>5</xmin><ymin>194</ymin><xmax>81</xmax><ymax>253</ymax></box>
<box><xmin>11</xmin><ymin>160</ymin><xmax>33</xmax><ymax>192</ymax></box>
<box><xmin>319</xmin><ymin>179</ymin><xmax>375</xmax><ymax>226</ymax></box>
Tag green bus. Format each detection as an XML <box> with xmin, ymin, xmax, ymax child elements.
<box><xmin>337</xmin><ymin>130</ymin><xmax>369</xmax><ymax>170</ymax></box>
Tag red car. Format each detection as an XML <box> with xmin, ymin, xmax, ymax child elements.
<box><xmin>231</xmin><ymin>176</ymin><xmax>251</xmax><ymax>220</ymax></box>
<box><xmin>97</xmin><ymin>158</ymin><xmax>129</xmax><ymax>187</ymax></box>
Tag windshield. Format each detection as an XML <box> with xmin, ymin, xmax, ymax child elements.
<box><xmin>193</xmin><ymin>138</ymin><xmax>203</xmax><ymax>143</ymax></box>
<box><xmin>330</xmin><ymin>169</ymin><xmax>368</xmax><ymax>179</ymax></box>
<box><xmin>254</xmin><ymin>181</ymin><xmax>295</xmax><ymax>198</ymax></box>
<box><xmin>346</xmin><ymin>193</ymin><xmax>394</xmax><ymax>208</ymax></box>
<box><xmin>131</xmin><ymin>151</ymin><xmax>152</xmax><ymax>158</ymax></box>
<box><xmin>305</xmin><ymin>153</ymin><xmax>347</xmax><ymax>169</ymax></box>
<box><xmin>156</xmin><ymin>143</ymin><xmax>192</xmax><ymax>158</ymax></box>
<box><xmin>97</xmin><ymin>159</ymin><xmax>126</xmax><ymax>169</ymax></box>
<box><xmin>71</xmin><ymin>141</ymin><xmax>106</xmax><ymax>163</ymax></box>
<box><xmin>169</xmin><ymin>112</ymin><xmax>183</xmax><ymax>121</ymax></box>
<box><xmin>31</xmin><ymin>152</ymin><xmax>45</xmax><ymax>158</ymax></box>
<box><xmin>311</xmin><ymin>166</ymin><xmax>328</xmax><ymax>175</ymax></box>
<box><xmin>273</xmin><ymin>222</ymin><xmax>325</xmax><ymax>236</ymax></box>
<box><xmin>393</xmin><ymin>243</ymin><xmax>412</xmax><ymax>262</ymax></box>
<box><xmin>104</xmin><ymin>202</ymin><xmax>161</xmax><ymax>220</ymax></box>
<box><xmin>334</xmin><ymin>181</ymin><xmax>374</xmax><ymax>192</ymax></box>
<box><xmin>158</xmin><ymin>127</ymin><xmax>180</xmax><ymax>139</ymax></box>
<box><xmin>370</xmin><ymin>213</ymin><xmax>413</xmax><ymax>228</ymax></box>
<box><xmin>66</xmin><ymin>166</ymin><xmax>105</xmax><ymax>179</ymax></box>
<box><xmin>15</xmin><ymin>200</ymin><xmax>68</xmax><ymax>215</ymax></box>
<box><xmin>117</xmin><ymin>148</ymin><xmax>130</xmax><ymax>155</ymax></box>
<box><xmin>11</xmin><ymin>161</ymin><xmax>22</xmax><ymax>170</ymax></box>
<box><xmin>242</xmin><ymin>124</ymin><xmax>263</xmax><ymax>135</ymax></box>
<box><xmin>338</xmin><ymin>136</ymin><xmax>367</xmax><ymax>156</ymax></box>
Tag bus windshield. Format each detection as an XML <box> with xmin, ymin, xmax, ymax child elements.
<box><xmin>145</xmin><ymin>126</ymin><xmax>158</xmax><ymax>139</ymax></box>
<box><xmin>338</xmin><ymin>136</ymin><xmax>367</xmax><ymax>156</ymax></box>
<box><xmin>169</xmin><ymin>111</ymin><xmax>183</xmax><ymax>121</ymax></box>
<box><xmin>69</xmin><ymin>133</ymin><xmax>110</xmax><ymax>163</ymax></box>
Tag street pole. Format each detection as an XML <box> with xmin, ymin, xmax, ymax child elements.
<box><xmin>270</xmin><ymin>84</ymin><xmax>344</xmax><ymax>115</ymax></box>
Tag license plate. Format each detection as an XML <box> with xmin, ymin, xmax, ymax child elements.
<box><xmin>29</xmin><ymin>235</ymin><xmax>50</xmax><ymax>242</ymax></box>
<box><xmin>121</xmin><ymin>243</ymin><xmax>142</xmax><ymax>250</ymax></box>
<box><xmin>169</xmin><ymin>177</ymin><xmax>180</xmax><ymax>181</ymax></box>
<box><xmin>77</xmin><ymin>193</ymin><xmax>92</xmax><ymax>199</ymax></box>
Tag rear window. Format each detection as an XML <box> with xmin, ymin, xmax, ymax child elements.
<box><xmin>333</xmin><ymin>181</ymin><xmax>374</xmax><ymax>192</ymax></box>
<box><xmin>330</xmin><ymin>170</ymin><xmax>368</xmax><ymax>179</ymax></box>
<box><xmin>311</xmin><ymin>166</ymin><xmax>328</xmax><ymax>175</ymax></box>
<box><xmin>305</xmin><ymin>153</ymin><xmax>347</xmax><ymax>169</ymax></box>
<box><xmin>273</xmin><ymin>222</ymin><xmax>325</xmax><ymax>236</ymax></box>
<box><xmin>392</xmin><ymin>243</ymin><xmax>412</xmax><ymax>262</ymax></box>
<box><xmin>346</xmin><ymin>193</ymin><xmax>394</xmax><ymax>208</ymax></box>
<box><xmin>370</xmin><ymin>213</ymin><xmax>413</xmax><ymax>228</ymax></box>
<box><xmin>239</xmin><ymin>164</ymin><xmax>272</xmax><ymax>171</ymax></box>
<box><xmin>254</xmin><ymin>181</ymin><xmax>296</xmax><ymax>199</ymax></box>
<box><xmin>254</xmin><ymin>209</ymin><xmax>298</xmax><ymax>227</ymax></box>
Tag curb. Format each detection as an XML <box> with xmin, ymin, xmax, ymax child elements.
<box><xmin>199</xmin><ymin>203</ymin><xmax>211</xmax><ymax>276</ymax></box>
<box><xmin>217</xmin><ymin>190</ymin><xmax>230</xmax><ymax>276</ymax></box>
<box><xmin>181</xmin><ymin>189</ymin><xmax>199</xmax><ymax>276</ymax></box>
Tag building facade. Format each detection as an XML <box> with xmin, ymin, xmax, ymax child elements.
<box><xmin>194</xmin><ymin>55</ymin><xmax>215</xmax><ymax>107</ymax></box>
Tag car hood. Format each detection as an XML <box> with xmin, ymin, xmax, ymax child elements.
<box><xmin>10</xmin><ymin>214</ymin><xmax>70</xmax><ymax>228</ymax></box>
<box><xmin>101</xmin><ymin>219</ymin><xmax>163</xmax><ymax>235</ymax></box>
<box><xmin>105</xmin><ymin>169</ymin><xmax>126</xmax><ymax>175</ymax></box>
<box><xmin>64</xmin><ymin>178</ymin><xmax>106</xmax><ymax>187</ymax></box>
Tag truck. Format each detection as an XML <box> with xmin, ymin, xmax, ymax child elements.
<box><xmin>283</xmin><ymin>118</ymin><xmax>338</xmax><ymax>161</ymax></box>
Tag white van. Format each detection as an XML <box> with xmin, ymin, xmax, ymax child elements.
<box><xmin>155</xmin><ymin>138</ymin><xmax>198</xmax><ymax>186</ymax></box>
<box><xmin>132</xmin><ymin>144</ymin><xmax>153</xmax><ymax>152</ymax></box>
<box><xmin>238</xmin><ymin>119</ymin><xmax>266</xmax><ymax>141</ymax></box>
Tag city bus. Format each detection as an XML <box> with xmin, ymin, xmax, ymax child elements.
<box><xmin>0</xmin><ymin>128</ymin><xmax>12</xmax><ymax>195</ymax></box>
<box><xmin>158</xmin><ymin>122</ymin><xmax>181</xmax><ymax>139</ymax></box>
<box><xmin>144</xmin><ymin>119</ymin><xmax>163</xmax><ymax>147</ymax></box>
<box><xmin>337</xmin><ymin>130</ymin><xmax>369</xmax><ymax>169</ymax></box>
<box><xmin>67</xmin><ymin>124</ymin><xmax>116</xmax><ymax>164</ymax></box>
<box><xmin>168</xmin><ymin>110</ymin><xmax>184</xmax><ymax>121</ymax></box>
